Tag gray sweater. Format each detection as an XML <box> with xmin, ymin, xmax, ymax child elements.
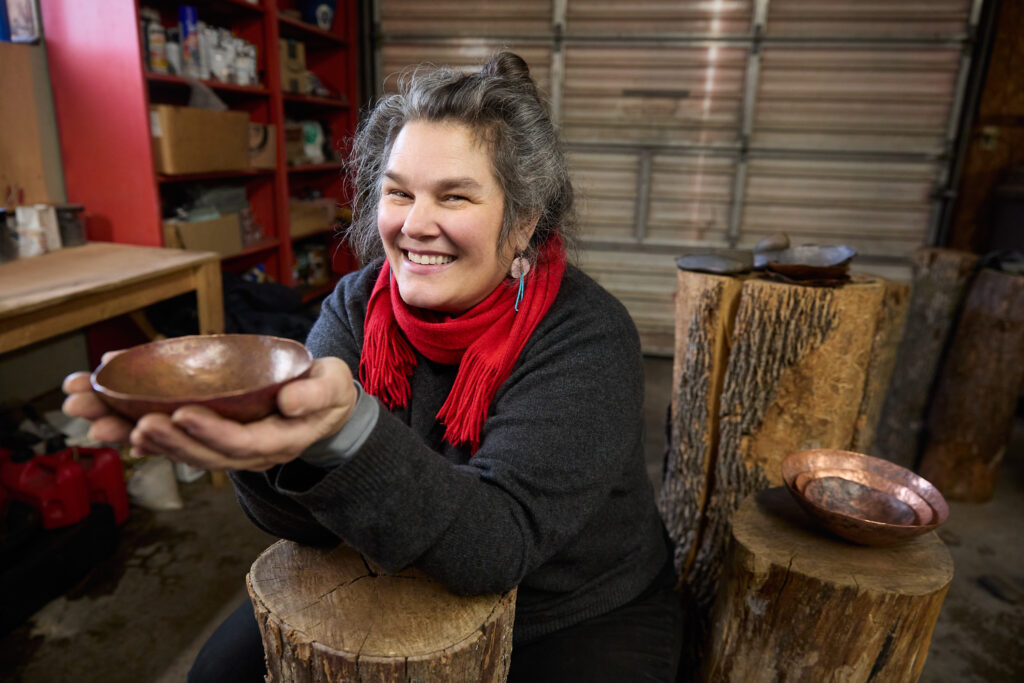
<box><xmin>229</xmin><ymin>262</ymin><xmax>668</xmax><ymax>645</ymax></box>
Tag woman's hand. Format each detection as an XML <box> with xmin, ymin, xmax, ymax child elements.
<box><xmin>62</xmin><ymin>351</ymin><xmax>134</xmax><ymax>444</ymax></box>
<box><xmin>63</xmin><ymin>357</ymin><xmax>359</xmax><ymax>472</ymax></box>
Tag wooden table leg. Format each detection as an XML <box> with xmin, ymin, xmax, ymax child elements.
<box><xmin>194</xmin><ymin>260</ymin><xmax>224</xmax><ymax>335</ymax></box>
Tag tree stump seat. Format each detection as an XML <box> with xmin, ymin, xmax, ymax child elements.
<box><xmin>705</xmin><ymin>487</ymin><xmax>953</xmax><ymax>682</ymax></box>
<box><xmin>247</xmin><ymin>541</ymin><xmax>517</xmax><ymax>682</ymax></box>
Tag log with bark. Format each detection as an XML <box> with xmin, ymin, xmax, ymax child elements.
<box><xmin>660</xmin><ymin>271</ymin><xmax>903</xmax><ymax>611</ymax></box>
<box><xmin>874</xmin><ymin>248</ymin><xmax>979</xmax><ymax>469</ymax></box>
<box><xmin>851</xmin><ymin>279</ymin><xmax>911</xmax><ymax>452</ymax></box>
<box><xmin>247</xmin><ymin>541</ymin><xmax>516</xmax><ymax>683</ymax></box>
<box><xmin>704</xmin><ymin>487</ymin><xmax>952</xmax><ymax>682</ymax></box>
<box><xmin>918</xmin><ymin>268</ymin><xmax>1024</xmax><ymax>502</ymax></box>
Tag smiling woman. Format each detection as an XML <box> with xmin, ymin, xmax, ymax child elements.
<box><xmin>62</xmin><ymin>51</ymin><xmax>684</xmax><ymax>683</ymax></box>
<box><xmin>377</xmin><ymin>121</ymin><xmax>516</xmax><ymax>313</ymax></box>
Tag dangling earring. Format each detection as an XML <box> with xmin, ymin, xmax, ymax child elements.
<box><xmin>510</xmin><ymin>254</ymin><xmax>530</xmax><ymax>312</ymax></box>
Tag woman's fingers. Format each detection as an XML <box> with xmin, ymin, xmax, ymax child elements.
<box><xmin>89</xmin><ymin>415</ymin><xmax>135</xmax><ymax>444</ymax></box>
<box><xmin>62</xmin><ymin>371</ymin><xmax>93</xmax><ymax>395</ymax></box>
<box><xmin>132</xmin><ymin>412</ymin><xmax>277</xmax><ymax>471</ymax></box>
<box><xmin>62</xmin><ymin>370</ymin><xmax>133</xmax><ymax>443</ymax></box>
<box><xmin>277</xmin><ymin>357</ymin><xmax>354</xmax><ymax>418</ymax></box>
<box><xmin>62</xmin><ymin>391</ymin><xmax>111</xmax><ymax>421</ymax></box>
<box><xmin>169</xmin><ymin>404</ymin><xmax>341</xmax><ymax>464</ymax></box>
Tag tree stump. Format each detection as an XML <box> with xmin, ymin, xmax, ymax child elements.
<box><xmin>874</xmin><ymin>248</ymin><xmax>979</xmax><ymax>469</ymax></box>
<box><xmin>918</xmin><ymin>268</ymin><xmax>1024</xmax><ymax>502</ymax></box>
<box><xmin>247</xmin><ymin>541</ymin><xmax>517</xmax><ymax>683</ymax></box>
<box><xmin>704</xmin><ymin>488</ymin><xmax>952</xmax><ymax>683</ymax></box>
<box><xmin>661</xmin><ymin>272</ymin><xmax>901</xmax><ymax>611</ymax></box>
<box><xmin>851</xmin><ymin>279</ymin><xmax>911</xmax><ymax>453</ymax></box>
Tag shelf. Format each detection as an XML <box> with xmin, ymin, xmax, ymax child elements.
<box><xmin>146</xmin><ymin>71</ymin><xmax>269</xmax><ymax>96</ymax></box>
<box><xmin>142</xmin><ymin>0</ymin><xmax>265</xmax><ymax>20</ymax></box>
<box><xmin>222</xmin><ymin>0</ymin><xmax>264</xmax><ymax>13</ymax></box>
<box><xmin>277</xmin><ymin>13</ymin><xmax>346</xmax><ymax>46</ymax></box>
<box><xmin>288</xmin><ymin>162</ymin><xmax>343</xmax><ymax>174</ymax></box>
<box><xmin>224</xmin><ymin>237</ymin><xmax>281</xmax><ymax>261</ymax></box>
<box><xmin>157</xmin><ymin>169</ymin><xmax>275</xmax><ymax>183</ymax></box>
<box><xmin>282</xmin><ymin>92</ymin><xmax>349</xmax><ymax>109</ymax></box>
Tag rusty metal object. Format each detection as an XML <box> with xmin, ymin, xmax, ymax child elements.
<box><xmin>91</xmin><ymin>334</ymin><xmax>313</xmax><ymax>423</ymax></box>
<box><xmin>781</xmin><ymin>449</ymin><xmax>949</xmax><ymax>546</ymax></box>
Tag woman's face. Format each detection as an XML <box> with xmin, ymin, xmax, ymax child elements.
<box><xmin>378</xmin><ymin>120</ymin><xmax>522</xmax><ymax>314</ymax></box>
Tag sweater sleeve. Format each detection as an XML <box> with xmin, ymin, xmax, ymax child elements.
<box><xmin>266</xmin><ymin>274</ymin><xmax>647</xmax><ymax>596</ymax></box>
<box><xmin>226</xmin><ymin>266</ymin><xmax>372</xmax><ymax>545</ymax></box>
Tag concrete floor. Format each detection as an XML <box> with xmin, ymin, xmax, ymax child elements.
<box><xmin>1</xmin><ymin>356</ymin><xmax>1021</xmax><ymax>681</ymax></box>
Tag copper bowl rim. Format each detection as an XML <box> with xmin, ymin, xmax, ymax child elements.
<box><xmin>90</xmin><ymin>334</ymin><xmax>314</xmax><ymax>405</ymax></box>
<box><xmin>781</xmin><ymin>449</ymin><xmax>949</xmax><ymax>530</ymax></box>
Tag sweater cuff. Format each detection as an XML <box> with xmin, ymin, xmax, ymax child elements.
<box><xmin>299</xmin><ymin>382</ymin><xmax>380</xmax><ymax>468</ymax></box>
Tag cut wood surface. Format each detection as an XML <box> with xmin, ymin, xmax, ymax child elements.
<box><xmin>919</xmin><ymin>268</ymin><xmax>1024</xmax><ymax>502</ymax></box>
<box><xmin>874</xmin><ymin>248</ymin><xmax>979</xmax><ymax>468</ymax></box>
<box><xmin>247</xmin><ymin>541</ymin><xmax>516</xmax><ymax>683</ymax></box>
<box><xmin>704</xmin><ymin>488</ymin><xmax>952</xmax><ymax>683</ymax></box>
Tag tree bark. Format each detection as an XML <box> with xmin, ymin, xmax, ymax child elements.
<box><xmin>918</xmin><ymin>268</ymin><xmax>1024</xmax><ymax>502</ymax></box>
<box><xmin>874</xmin><ymin>248</ymin><xmax>979</xmax><ymax>468</ymax></box>
<box><xmin>704</xmin><ymin>488</ymin><xmax>952</xmax><ymax>683</ymax></box>
<box><xmin>247</xmin><ymin>541</ymin><xmax>516</xmax><ymax>683</ymax></box>
<box><xmin>660</xmin><ymin>270</ymin><xmax>744</xmax><ymax>584</ymax></box>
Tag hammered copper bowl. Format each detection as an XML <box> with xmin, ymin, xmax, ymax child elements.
<box><xmin>90</xmin><ymin>334</ymin><xmax>314</xmax><ymax>423</ymax></box>
<box><xmin>781</xmin><ymin>449</ymin><xmax>949</xmax><ymax>546</ymax></box>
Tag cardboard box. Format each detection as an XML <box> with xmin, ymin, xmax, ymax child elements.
<box><xmin>150</xmin><ymin>105</ymin><xmax>249</xmax><ymax>175</ymax></box>
<box><xmin>163</xmin><ymin>213</ymin><xmax>244</xmax><ymax>257</ymax></box>
<box><xmin>289</xmin><ymin>199</ymin><xmax>336</xmax><ymax>239</ymax></box>
<box><xmin>248</xmin><ymin>123</ymin><xmax>277</xmax><ymax>169</ymax></box>
<box><xmin>279</xmin><ymin>39</ymin><xmax>307</xmax><ymax>93</ymax></box>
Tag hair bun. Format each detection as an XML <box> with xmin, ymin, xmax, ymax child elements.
<box><xmin>483</xmin><ymin>51</ymin><xmax>532</xmax><ymax>83</ymax></box>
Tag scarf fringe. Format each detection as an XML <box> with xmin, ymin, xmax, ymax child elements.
<box><xmin>436</xmin><ymin>361</ymin><xmax>502</xmax><ymax>452</ymax></box>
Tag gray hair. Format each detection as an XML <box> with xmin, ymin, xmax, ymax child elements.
<box><xmin>345</xmin><ymin>51</ymin><xmax>576</xmax><ymax>265</ymax></box>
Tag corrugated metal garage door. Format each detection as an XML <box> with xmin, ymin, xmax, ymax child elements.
<box><xmin>374</xmin><ymin>0</ymin><xmax>982</xmax><ymax>355</ymax></box>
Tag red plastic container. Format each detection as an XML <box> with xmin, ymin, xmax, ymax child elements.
<box><xmin>1</xmin><ymin>448</ymin><xmax>91</xmax><ymax>530</ymax></box>
<box><xmin>49</xmin><ymin>447</ymin><xmax>130</xmax><ymax>526</ymax></box>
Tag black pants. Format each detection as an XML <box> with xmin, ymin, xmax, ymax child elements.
<box><xmin>189</xmin><ymin>559</ymin><xmax>684</xmax><ymax>683</ymax></box>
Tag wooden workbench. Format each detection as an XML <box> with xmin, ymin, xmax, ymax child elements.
<box><xmin>0</xmin><ymin>242</ymin><xmax>223</xmax><ymax>354</ymax></box>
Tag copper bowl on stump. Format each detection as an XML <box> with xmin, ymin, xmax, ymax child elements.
<box><xmin>781</xmin><ymin>449</ymin><xmax>949</xmax><ymax>546</ymax></box>
<box><xmin>91</xmin><ymin>334</ymin><xmax>314</xmax><ymax>423</ymax></box>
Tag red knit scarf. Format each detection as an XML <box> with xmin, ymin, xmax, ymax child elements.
<box><xmin>360</xmin><ymin>236</ymin><xmax>566</xmax><ymax>453</ymax></box>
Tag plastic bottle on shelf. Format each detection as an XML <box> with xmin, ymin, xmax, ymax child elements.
<box><xmin>178</xmin><ymin>5</ymin><xmax>200</xmax><ymax>78</ymax></box>
<box><xmin>141</xmin><ymin>8</ymin><xmax>167</xmax><ymax>73</ymax></box>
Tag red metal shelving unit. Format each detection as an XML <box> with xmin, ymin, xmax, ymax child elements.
<box><xmin>40</xmin><ymin>0</ymin><xmax>359</xmax><ymax>296</ymax></box>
